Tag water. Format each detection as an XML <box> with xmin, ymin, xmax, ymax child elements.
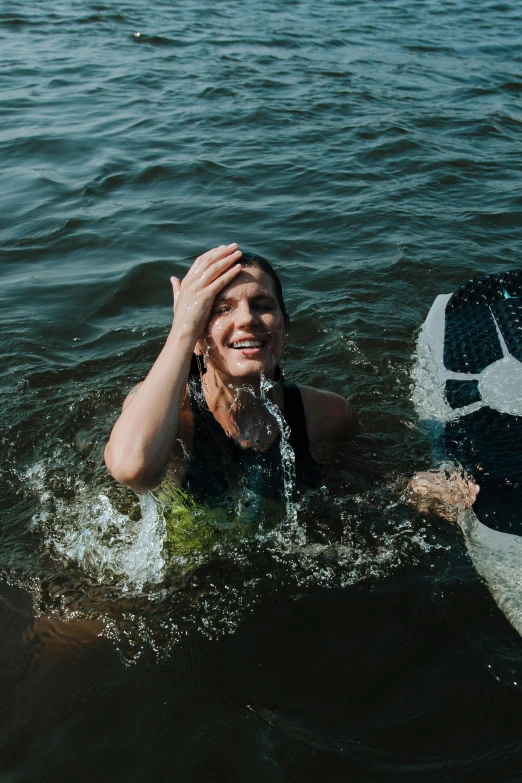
<box><xmin>258</xmin><ymin>373</ymin><xmax>299</xmax><ymax>530</ymax></box>
<box><xmin>2</xmin><ymin>0</ymin><xmax>522</xmax><ymax>779</ymax></box>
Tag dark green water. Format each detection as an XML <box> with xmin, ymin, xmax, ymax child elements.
<box><xmin>2</xmin><ymin>1</ymin><xmax>522</xmax><ymax>780</ymax></box>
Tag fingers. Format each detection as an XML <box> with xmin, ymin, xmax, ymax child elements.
<box><xmin>203</xmin><ymin>249</ymin><xmax>242</xmax><ymax>286</ymax></box>
<box><xmin>192</xmin><ymin>244</ymin><xmax>241</xmax><ymax>278</ymax></box>
<box><xmin>170</xmin><ymin>276</ymin><xmax>181</xmax><ymax>313</ymax></box>
<box><xmin>169</xmin><ymin>244</ymin><xmax>243</xmax><ymax>336</ymax></box>
<box><xmin>409</xmin><ymin>472</ymin><xmax>444</xmax><ymax>496</ymax></box>
<box><xmin>408</xmin><ymin>471</ymin><xmax>480</xmax><ymax>510</ymax></box>
<box><xmin>465</xmin><ymin>482</ymin><xmax>480</xmax><ymax>507</ymax></box>
<box><xmin>199</xmin><ymin>243</ymin><xmax>239</xmax><ymax>262</ymax></box>
<box><xmin>182</xmin><ymin>244</ymin><xmax>242</xmax><ymax>292</ymax></box>
<box><xmin>208</xmin><ymin>259</ymin><xmax>243</xmax><ymax>293</ymax></box>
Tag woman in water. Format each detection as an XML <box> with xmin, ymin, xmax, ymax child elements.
<box><xmin>105</xmin><ymin>244</ymin><xmax>359</xmax><ymax>508</ymax></box>
<box><xmin>104</xmin><ymin>244</ymin><xmax>478</xmax><ymax>528</ymax></box>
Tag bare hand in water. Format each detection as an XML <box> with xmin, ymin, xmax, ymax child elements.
<box><xmin>170</xmin><ymin>244</ymin><xmax>243</xmax><ymax>342</ymax></box>
<box><xmin>408</xmin><ymin>471</ymin><xmax>480</xmax><ymax>516</ymax></box>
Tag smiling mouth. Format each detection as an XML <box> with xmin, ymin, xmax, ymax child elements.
<box><xmin>230</xmin><ymin>340</ymin><xmax>266</xmax><ymax>349</ymax></box>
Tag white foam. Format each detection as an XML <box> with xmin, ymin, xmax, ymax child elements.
<box><xmin>25</xmin><ymin>462</ymin><xmax>166</xmax><ymax>593</ymax></box>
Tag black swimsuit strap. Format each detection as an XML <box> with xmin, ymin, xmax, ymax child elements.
<box><xmin>187</xmin><ymin>374</ymin><xmax>282</xmax><ymax>455</ymax></box>
<box><xmin>187</xmin><ymin>375</ymin><xmax>311</xmax><ymax>457</ymax></box>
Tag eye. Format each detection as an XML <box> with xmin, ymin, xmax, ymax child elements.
<box><xmin>213</xmin><ymin>302</ymin><xmax>232</xmax><ymax>315</ymax></box>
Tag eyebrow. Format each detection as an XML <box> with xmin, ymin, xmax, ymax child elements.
<box><xmin>215</xmin><ymin>292</ymin><xmax>277</xmax><ymax>304</ymax></box>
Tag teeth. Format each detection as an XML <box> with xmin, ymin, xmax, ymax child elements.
<box><xmin>232</xmin><ymin>340</ymin><xmax>263</xmax><ymax>349</ymax></box>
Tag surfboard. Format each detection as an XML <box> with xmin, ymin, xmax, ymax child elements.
<box><xmin>413</xmin><ymin>270</ymin><xmax>522</xmax><ymax>636</ymax></box>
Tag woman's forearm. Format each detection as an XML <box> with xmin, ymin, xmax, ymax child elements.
<box><xmin>104</xmin><ymin>325</ymin><xmax>195</xmax><ymax>492</ymax></box>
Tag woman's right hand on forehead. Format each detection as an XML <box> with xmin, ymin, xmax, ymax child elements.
<box><xmin>106</xmin><ymin>244</ymin><xmax>242</xmax><ymax>492</ymax></box>
<box><xmin>170</xmin><ymin>244</ymin><xmax>242</xmax><ymax>343</ymax></box>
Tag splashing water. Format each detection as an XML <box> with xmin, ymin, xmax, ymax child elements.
<box><xmin>13</xmin><ymin>374</ymin><xmax>434</xmax><ymax>665</ymax></box>
<box><xmin>25</xmin><ymin>462</ymin><xmax>166</xmax><ymax>593</ymax></box>
<box><xmin>196</xmin><ymin>369</ymin><xmax>300</xmax><ymax>534</ymax></box>
<box><xmin>258</xmin><ymin>373</ymin><xmax>301</xmax><ymax>536</ymax></box>
<box><xmin>17</xmin><ymin>457</ymin><xmax>432</xmax><ymax>663</ymax></box>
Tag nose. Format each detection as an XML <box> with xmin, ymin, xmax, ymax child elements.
<box><xmin>234</xmin><ymin>299</ymin><xmax>259</xmax><ymax>328</ymax></box>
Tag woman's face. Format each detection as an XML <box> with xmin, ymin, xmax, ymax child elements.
<box><xmin>198</xmin><ymin>266</ymin><xmax>287</xmax><ymax>382</ymax></box>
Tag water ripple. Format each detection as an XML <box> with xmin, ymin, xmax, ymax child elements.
<box><xmin>2</xmin><ymin>0</ymin><xmax>522</xmax><ymax>777</ymax></box>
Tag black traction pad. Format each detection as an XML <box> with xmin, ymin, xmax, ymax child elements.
<box><xmin>441</xmin><ymin>270</ymin><xmax>522</xmax><ymax>533</ymax></box>
<box><xmin>444</xmin><ymin>270</ymin><xmax>522</xmax><ymax>374</ymax></box>
<box><xmin>444</xmin><ymin>379</ymin><xmax>481</xmax><ymax>409</ymax></box>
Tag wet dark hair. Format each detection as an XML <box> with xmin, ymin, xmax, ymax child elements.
<box><xmin>189</xmin><ymin>250</ymin><xmax>289</xmax><ymax>380</ymax></box>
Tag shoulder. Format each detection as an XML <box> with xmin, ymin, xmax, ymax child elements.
<box><xmin>297</xmin><ymin>384</ymin><xmax>359</xmax><ymax>445</ymax></box>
